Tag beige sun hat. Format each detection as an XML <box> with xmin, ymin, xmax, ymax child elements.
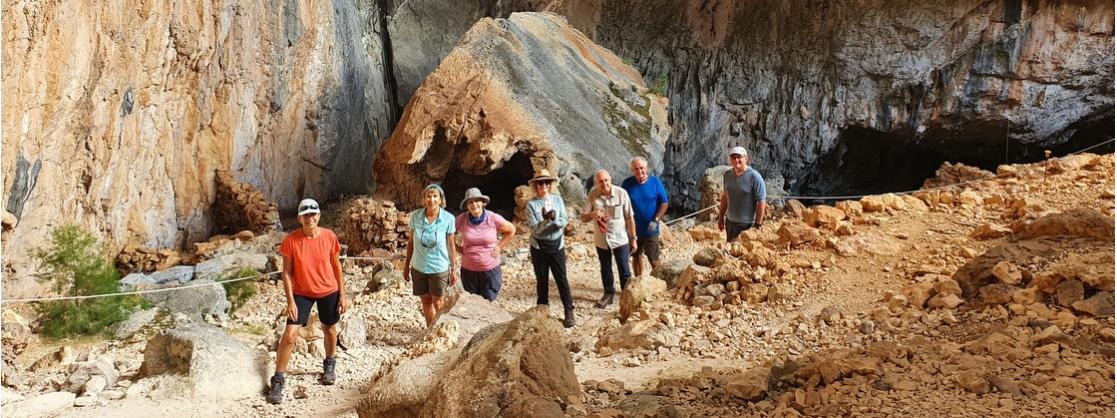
<box><xmin>527</xmin><ymin>169</ymin><xmax>558</xmax><ymax>185</ymax></box>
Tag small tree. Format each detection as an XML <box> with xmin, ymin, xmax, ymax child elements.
<box><xmin>33</xmin><ymin>225</ymin><xmax>144</xmax><ymax>338</ymax></box>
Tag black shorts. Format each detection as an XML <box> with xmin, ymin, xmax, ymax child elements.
<box><xmin>287</xmin><ymin>292</ymin><xmax>340</xmax><ymax>326</ymax></box>
<box><xmin>726</xmin><ymin>220</ymin><xmax>756</xmax><ymax>242</ymax></box>
<box><xmin>633</xmin><ymin>236</ymin><xmax>661</xmax><ymax>263</ymax></box>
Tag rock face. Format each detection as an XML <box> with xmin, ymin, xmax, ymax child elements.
<box><xmin>376</xmin><ymin>1</ymin><xmax>1114</xmax><ymax>210</ymax></box>
<box><xmin>373</xmin><ymin>12</ymin><xmax>669</xmax><ymax>213</ymax></box>
<box><xmin>1</xmin><ymin>0</ymin><xmax>394</xmax><ymax>296</ymax></box>
<box><xmin>140</xmin><ymin>321</ymin><xmax>266</xmax><ymax>400</ymax></box>
<box><xmin>589</xmin><ymin>0</ymin><xmax>1115</xmax><ymax>207</ymax></box>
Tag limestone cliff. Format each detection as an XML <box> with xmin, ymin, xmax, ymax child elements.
<box><xmin>1</xmin><ymin>0</ymin><xmax>394</xmax><ymax>294</ymax></box>
<box><xmin>383</xmin><ymin>0</ymin><xmax>1115</xmax><ymax>207</ymax></box>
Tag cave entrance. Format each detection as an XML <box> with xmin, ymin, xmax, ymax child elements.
<box><xmin>441</xmin><ymin>151</ymin><xmax>535</xmax><ymax>218</ymax></box>
<box><xmin>791</xmin><ymin>122</ymin><xmax>1115</xmax><ymax>201</ymax></box>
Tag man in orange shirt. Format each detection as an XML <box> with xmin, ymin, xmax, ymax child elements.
<box><xmin>267</xmin><ymin>198</ymin><xmax>347</xmax><ymax>404</ymax></box>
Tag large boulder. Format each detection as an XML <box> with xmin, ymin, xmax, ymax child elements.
<box><xmin>358</xmin><ymin>350</ymin><xmax>461</xmax><ymax>418</ymax></box>
<box><xmin>1</xmin><ymin>391</ymin><xmax>76</xmax><ymax>417</ymax></box>
<box><xmin>62</xmin><ymin>357</ymin><xmax>118</xmax><ymax>394</ymax></box>
<box><xmin>142</xmin><ymin>279</ymin><xmax>231</xmax><ymax>319</ymax></box>
<box><xmin>596</xmin><ymin>319</ymin><xmax>680</xmax><ymax>351</ymax></box>
<box><xmin>119</xmin><ymin>265</ymin><xmax>195</xmax><ymax>291</ymax></box>
<box><xmin>193</xmin><ymin>253</ymin><xmax>269</xmax><ymax>281</ymax></box>
<box><xmin>1012</xmin><ymin>208</ymin><xmax>1115</xmax><ymax>241</ymax></box>
<box><xmin>650</xmin><ymin>258</ymin><xmax>689</xmax><ymax>289</ymax></box>
<box><xmin>619</xmin><ymin>275</ymin><xmax>667</xmax><ymax>323</ymax></box>
<box><xmin>438</xmin><ymin>293</ymin><xmax>514</xmax><ymax>340</ymax></box>
<box><xmin>373</xmin><ymin>12</ymin><xmax>669</xmax><ymax>212</ymax></box>
<box><xmin>139</xmin><ymin>322</ymin><xmax>266</xmax><ymax>400</ymax></box>
<box><xmin>359</xmin><ymin>306</ymin><xmax>582</xmax><ymax>418</ymax></box>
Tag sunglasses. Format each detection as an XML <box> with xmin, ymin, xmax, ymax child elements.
<box><xmin>419</xmin><ymin>226</ymin><xmax>438</xmax><ymax>249</ymax></box>
<box><xmin>298</xmin><ymin>203</ymin><xmax>319</xmax><ymax>213</ymax></box>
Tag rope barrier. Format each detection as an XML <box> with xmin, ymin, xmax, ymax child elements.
<box><xmin>0</xmin><ymin>270</ymin><xmax>282</xmax><ymax>304</ymax></box>
<box><xmin>1069</xmin><ymin>138</ymin><xmax>1115</xmax><ymax>155</ymax></box>
<box><xmin>663</xmin><ymin>204</ymin><xmax>717</xmax><ymax>226</ymax></box>
<box><xmin>341</xmin><ymin>255</ymin><xmax>404</xmax><ymax>261</ymax></box>
<box><xmin>0</xmin><ymin>254</ymin><xmax>406</xmax><ymax>304</ymax></box>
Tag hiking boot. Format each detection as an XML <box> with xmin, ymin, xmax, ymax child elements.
<box><xmin>563</xmin><ymin>308</ymin><xmax>576</xmax><ymax>328</ymax></box>
<box><xmin>594</xmin><ymin>293</ymin><xmax>615</xmax><ymax>309</ymax></box>
<box><xmin>266</xmin><ymin>374</ymin><xmax>285</xmax><ymax>404</ymax></box>
<box><xmin>321</xmin><ymin>357</ymin><xmax>337</xmax><ymax>385</ymax></box>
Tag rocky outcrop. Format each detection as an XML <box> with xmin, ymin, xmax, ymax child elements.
<box><xmin>373</xmin><ymin>12</ymin><xmax>669</xmax><ymax>212</ymax></box>
<box><xmin>1</xmin><ymin>0</ymin><xmax>394</xmax><ymax>296</ymax></box>
<box><xmin>357</xmin><ymin>306</ymin><xmax>582</xmax><ymax>418</ymax></box>
<box><xmin>140</xmin><ymin>321</ymin><xmax>266</xmax><ymax>400</ymax></box>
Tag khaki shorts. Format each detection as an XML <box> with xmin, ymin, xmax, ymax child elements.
<box><xmin>633</xmin><ymin>235</ymin><xmax>661</xmax><ymax>263</ymax></box>
<box><xmin>411</xmin><ymin>268</ymin><xmax>449</xmax><ymax>296</ymax></box>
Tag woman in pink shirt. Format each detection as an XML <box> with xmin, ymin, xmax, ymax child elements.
<box><xmin>455</xmin><ymin>188</ymin><xmax>516</xmax><ymax>301</ymax></box>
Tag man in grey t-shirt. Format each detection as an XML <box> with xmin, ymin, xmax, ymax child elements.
<box><xmin>718</xmin><ymin>146</ymin><xmax>767</xmax><ymax>242</ymax></box>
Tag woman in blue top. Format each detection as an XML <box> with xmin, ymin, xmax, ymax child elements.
<box><xmin>404</xmin><ymin>184</ymin><xmax>458</xmax><ymax>327</ymax></box>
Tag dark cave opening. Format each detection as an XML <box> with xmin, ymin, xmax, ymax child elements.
<box><xmin>441</xmin><ymin>151</ymin><xmax>536</xmax><ymax>219</ymax></box>
<box><xmin>792</xmin><ymin>119</ymin><xmax>1115</xmax><ymax>201</ymax></box>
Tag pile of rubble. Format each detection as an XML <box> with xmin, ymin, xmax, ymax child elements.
<box><xmin>212</xmin><ymin>170</ymin><xmax>280</xmax><ymax>234</ymax></box>
<box><xmin>339</xmin><ymin>197</ymin><xmax>409</xmax><ymax>255</ymax></box>
<box><xmin>921</xmin><ymin>161</ymin><xmax>994</xmax><ymax>188</ymax></box>
<box><xmin>114</xmin><ymin>244</ymin><xmax>182</xmax><ymax>274</ymax></box>
<box><xmin>604</xmin><ymin>320</ymin><xmax>1113</xmax><ymax>417</ymax></box>
<box><xmin>951</xmin><ymin>208</ymin><xmax>1114</xmax><ymax>316</ymax></box>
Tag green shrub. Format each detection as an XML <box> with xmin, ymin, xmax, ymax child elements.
<box><xmin>32</xmin><ymin>225</ymin><xmax>144</xmax><ymax>338</ymax></box>
<box><xmin>223</xmin><ymin>267</ymin><xmax>259</xmax><ymax>313</ymax></box>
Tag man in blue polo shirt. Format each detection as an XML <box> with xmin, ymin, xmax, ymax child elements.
<box><xmin>622</xmin><ymin>157</ymin><xmax>669</xmax><ymax>278</ymax></box>
<box><xmin>718</xmin><ymin>146</ymin><xmax>767</xmax><ymax>242</ymax></box>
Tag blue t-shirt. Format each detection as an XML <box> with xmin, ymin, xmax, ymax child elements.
<box><xmin>621</xmin><ymin>176</ymin><xmax>668</xmax><ymax>238</ymax></box>
<box><xmin>723</xmin><ymin>167</ymin><xmax>767</xmax><ymax>224</ymax></box>
<box><xmin>409</xmin><ymin>208</ymin><xmax>456</xmax><ymax>274</ymax></box>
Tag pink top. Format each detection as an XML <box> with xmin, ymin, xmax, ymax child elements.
<box><xmin>455</xmin><ymin>210</ymin><xmax>508</xmax><ymax>272</ymax></box>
